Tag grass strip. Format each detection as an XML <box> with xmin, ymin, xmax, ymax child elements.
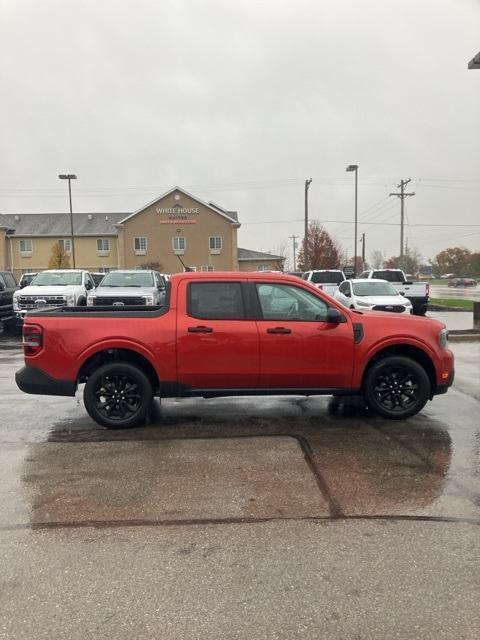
<box><xmin>430</xmin><ymin>298</ymin><xmax>474</xmax><ymax>310</ymax></box>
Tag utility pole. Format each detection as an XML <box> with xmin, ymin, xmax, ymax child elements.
<box><xmin>304</xmin><ymin>179</ymin><xmax>312</xmax><ymax>268</ymax></box>
<box><xmin>289</xmin><ymin>235</ymin><xmax>299</xmax><ymax>271</ymax></box>
<box><xmin>389</xmin><ymin>178</ymin><xmax>415</xmax><ymax>272</ymax></box>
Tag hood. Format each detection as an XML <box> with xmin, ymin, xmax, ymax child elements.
<box><xmin>15</xmin><ymin>285</ymin><xmax>80</xmax><ymax>297</ymax></box>
<box><xmin>91</xmin><ymin>286</ymin><xmax>155</xmax><ymax>297</ymax></box>
<box><xmin>355</xmin><ymin>295</ymin><xmax>411</xmax><ymax>306</ymax></box>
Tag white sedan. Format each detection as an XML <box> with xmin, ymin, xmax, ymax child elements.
<box><xmin>334</xmin><ymin>279</ymin><xmax>413</xmax><ymax>314</ymax></box>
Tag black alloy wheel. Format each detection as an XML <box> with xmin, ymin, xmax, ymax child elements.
<box><xmin>84</xmin><ymin>362</ymin><xmax>153</xmax><ymax>428</ymax></box>
<box><xmin>364</xmin><ymin>356</ymin><xmax>430</xmax><ymax>419</ymax></box>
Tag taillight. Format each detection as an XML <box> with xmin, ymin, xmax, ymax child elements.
<box><xmin>23</xmin><ymin>324</ymin><xmax>43</xmax><ymax>356</ymax></box>
<box><xmin>426</xmin><ymin>283</ymin><xmax>430</xmax><ymax>296</ymax></box>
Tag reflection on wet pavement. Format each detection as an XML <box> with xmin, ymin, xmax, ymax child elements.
<box><xmin>1</xmin><ymin>337</ymin><xmax>479</xmax><ymax>529</ymax></box>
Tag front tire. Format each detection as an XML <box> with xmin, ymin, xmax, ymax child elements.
<box><xmin>363</xmin><ymin>356</ymin><xmax>430</xmax><ymax>419</ymax></box>
<box><xmin>84</xmin><ymin>362</ymin><xmax>153</xmax><ymax>428</ymax></box>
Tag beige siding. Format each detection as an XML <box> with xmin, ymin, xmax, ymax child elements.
<box><xmin>120</xmin><ymin>190</ymin><xmax>239</xmax><ymax>273</ymax></box>
<box><xmin>238</xmin><ymin>260</ymin><xmax>282</xmax><ymax>272</ymax></box>
<box><xmin>10</xmin><ymin>236</ymin><xmax>118</xmax><ymax>280</ymax></box>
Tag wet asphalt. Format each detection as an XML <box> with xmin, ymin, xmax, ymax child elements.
<box><xmin>0</xmin><ymin>328</ymin><xmax>479</xmax><ymax>639</ymax></box>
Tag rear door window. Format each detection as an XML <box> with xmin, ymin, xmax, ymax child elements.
<box><xmin>188</xmin><ymin>282</ymin><xmax>245</xmax><ymax>320</ymax></box>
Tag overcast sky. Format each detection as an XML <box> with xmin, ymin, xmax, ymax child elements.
<box><xmin>1</xmin><ymin>0</ymin><xmax>479</xmax><ymax>265</ymax></box>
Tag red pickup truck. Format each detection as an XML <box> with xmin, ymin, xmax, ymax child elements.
<box><xmin>15</xmin><ymin>272</ymin><xmax>454</xmax><ymax>428</ymax></box>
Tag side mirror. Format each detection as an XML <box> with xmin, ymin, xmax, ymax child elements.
<box><xmin>326</xmin><ymin>308</ymin><xmax>347</xmax><ymax>324</ymax></box>
<box><xmin>399</xmin><ymin>291</ymin><xmax>405</xmax><ymax>296</ymax></box>
<box><xmin>85</xmin><ymin>281</ymin><xmax>93</xmax><ymax>290</ymax></box>
<box><xmin>344</xmin><ymin>291</ymin><xmax>351</xmax><ymax>298</ymax></box>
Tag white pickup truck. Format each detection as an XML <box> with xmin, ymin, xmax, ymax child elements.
<box><xmin>357</xmin><ymin>269</ymin><xmax>429</xmax><ymax>315</ymax></box>
<box><xmin>302</xmin><ymin>269</ymin><xmax>346</xmax><ymax>296</ymax></box>
<box><xmin>13</xmin><ymin>269</ymin><xmax>95</xmax><ymax>320</ymax></box>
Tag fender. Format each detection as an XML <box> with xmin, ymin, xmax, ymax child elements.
<box><xmin>76</xmin><ymin>337</ymin><xmax>161</xmax><ymax>378</ymax></box>
<box><xmin>353</xmin><ymin>334</ymin><xmax>437</xmax><ymax>388</ymax></box>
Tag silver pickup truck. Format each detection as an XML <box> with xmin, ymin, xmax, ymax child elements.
<box><xmin>358</xmin><ymin>269</ymin><xmax>429</xmax><ymax>315</ymax></box>
<box><xmin>87</xmin><ymin>270</ymin><xmax>167</xmax><ymax>307</ymax></box>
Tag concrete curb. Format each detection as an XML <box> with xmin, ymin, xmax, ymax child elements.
<box><xmin>449</xmin><ymin>334</ymin><xmax>480</xmax><ymax>342</ymax></box>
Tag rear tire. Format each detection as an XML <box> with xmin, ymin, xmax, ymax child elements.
<box><xmin>363</xmin><ymin>356</ymin><xmax>430</xmax><ymax>419</ymax></box>
<box><xmin>83</xmin><ymin>362</ymin><xmax>153</xmax><ymax>428</ymax></box>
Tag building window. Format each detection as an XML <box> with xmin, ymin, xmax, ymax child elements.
<box><xmin>97</xmin><ymin>267</ymin><xmax>111</xmax><ymax>273</ymax></box>
<box><xmin>19</xmin><ymin>239</ymin><xmax>32</xmax><ymax>254</ymax></box>
<box><xmin>59</xmin><ymin>239</ymin><xmax>71</xmax><ymax>253</ymax></box>
<box><xmin>201</xmin><ymin>265</ymin><xmax>215</xmax><ymax>272</ymax></box>
<box><xmin>172</xmin><ymin>236</ymin><xmax>186</xmax><ymax>254</ymax></box>
<box><xmin>134</xmin><ymin>237</ymin><xmax>147</xmax><ymax>255</ymax></box>
<box><xmin>97</xmin><ymin>238</ymin><xmax>110</xmax><ymax>254</ymax></box>
<box><xmin>257</xmin><ymin>264</ymin><xmax>270</xmax><ymax>271</ymax></box>
<box><xmin>209</xmin><ymin>236</ymin><xmax>222</xmax><ymax>254</ymax></box>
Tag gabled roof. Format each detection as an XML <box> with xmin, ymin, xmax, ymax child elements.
<box><xmin>118</xmin><ymin>186</ymin><xmax>239</xmax><ymax>225</ymax></box>
<box><xmin>238</xmin><ymin>247</ymin><xmax>284</xmax><ymax>261</ymax></box>
<box><xmin>1</xmin><ymin>212</ymin><xmax>126</xmax><ymax>236</ymax></box>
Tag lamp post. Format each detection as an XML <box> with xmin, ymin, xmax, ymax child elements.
<box><xmin>304</xmin><ymin>178</ymin><xmax>312</xmax><ymax>268</ymax></box>
<box><xmin>58</xmin><ymin>174</ymin><xmax>77</xmax><ymax>268</ymax></box>
<box><xmin>346</xmin><ymin>164</ymin><xmax>358</xmax><ymax>276</ymax></box>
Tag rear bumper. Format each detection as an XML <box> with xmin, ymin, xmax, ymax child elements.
<box><xmin>15</xmin><ymin>366</ymin><xmax>76</xmax><ymax>397</ymax></box>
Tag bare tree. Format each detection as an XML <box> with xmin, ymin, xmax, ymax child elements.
<box><xmin>370</xmin><ymin>250</ymin><xmax>384</xmax><ymax>269</ymax></box>
<box><xmin>48</xmin><ymin>242</ymin><xmax>71</xmax><ymax>269</ymax></box>
<box><xmin>140</xmin><ymin>261</ymin><xmax>163</xmax><ymax>271</ymax></box>
<box><xmin>270</xmin><ymin>242</ymin><xmax>290</xmax><ymax>271</ymax></box>
<box><xmin>297</xmin><ymin>221</ymin><xmax>342</xmax><ymax>271</ymax></box>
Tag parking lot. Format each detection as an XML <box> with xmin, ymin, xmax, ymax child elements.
<box><xmin>1</xmin><ymin>329</ymin><xmax>479</xmax><ymax>639</ymax></box>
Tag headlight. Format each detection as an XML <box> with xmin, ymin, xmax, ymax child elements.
<box><xmin>438</xmin><ymin>328</ymin><xmax>449</xmax><ymax>350</ymax></box>
<box><xmin>87</xmin><ymin>296</ymin><xmax>96</xmax><ymax>306</ymax></box>
<box><xmin>356</xmin><ymin>300</ymin><xmax>373</xmax><ymax>307</ymax></box>
<box><xmin>65</xmin><ymin>294</ymin><xmax>76</xmax><ymax>306</ymax></box>
<box><xmin>13</xmin><ymin>296</ymin><xmax>20</xmax><ymax>311</ymax></box>
<box><xmin>143</xmin><ymin>295</ymin><xmax>155</xmax><ymax>306</ymax></box>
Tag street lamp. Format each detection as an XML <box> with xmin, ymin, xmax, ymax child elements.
<box><xmin>58</xmin><ymin>174</ymin><xmax>77</xmax><ymax>268</ymax></box>
<box><xmin>346</xmin><ymin>164</ymin><xmax>358</xmax><ymax>276</ymax></box>
<box><xmin>304</xmin><ymin>178</ymin><xmax>312</xmax><ymax>268</ymax></box>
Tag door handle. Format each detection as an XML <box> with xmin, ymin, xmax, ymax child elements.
<box><xmin>266</xmin><ymin>327</ymin><xmax>292</xmax><ymax>334</ymax></box>
<box><xmin>188</xmin><ymin>326</ymin><xmax>213</xmax><ymax>333</ymax></box>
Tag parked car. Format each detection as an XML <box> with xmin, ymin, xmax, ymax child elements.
<box><xmin>16</xmin><ymin>271</ymin><xmax>453</xmax><ymax>427</ymax></box>
<box><xmin>448</xmin><ymin>278</ymin><xmax>477</xmax><ymax>288</ymax></box>
<box><xmin>334</xmin><ymin>279</ymin><xmax>413</xmax><ymax>314</ymax></box>
<box><xmin>87</xmin><ymin>269</ymin><xmax>167</xmax><ymax>306</ymax></box>
<box><xmin>13</xmin><ymin>269</ymin><xmax>95</xmax><ymax>320</ymax></box>
<box><xmin>18</xmin><ymin>272</ymin><xmax>38</xmax><ymax>289</ymax></box>
<box><xmin>302</xmin><ymin>269</ymin><xmax>346</xmax><ymax>296</ymax></box>
<box><xmin>0</xmin><ymin>271</ymin><xmax>18</xmax><ymax>328</ymax></box>
<box><xmin>357</xmin><ymin>269</ymin><xmax>429</xmax><ymax>315</ymax></box>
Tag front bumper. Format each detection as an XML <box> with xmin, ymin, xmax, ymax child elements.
<box><xmin>15</xmin><ymin>366</ymin><xmax>76</xmax><ymax>397</ymax></box>
<box><xmin>433</xmin><ymin>367</ymin><xmax>455</xmax><ymax>396</ymax></box>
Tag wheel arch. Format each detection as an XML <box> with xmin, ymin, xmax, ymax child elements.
<box><xmin>78</xmin><ymin>348</ymin><xmax>160</xmax><ymax>393</ymax></box>
<box><xmin>361</xmin><ymin>344</ymin><xmax>436</xmax><ymax>398</ymax></box>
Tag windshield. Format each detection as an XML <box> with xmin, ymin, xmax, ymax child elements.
<box><xmin>100</xmin><ymin>272</ymin><xmax>154</xmax><ymax>287</ymax></box>
<box><xmin>310</xmin><ymin>271</ymin><xmax>344</xmax><ymax>284</ymax></box>
<box><xmin>31</xmin><ymin>271</ymin><xmax>82</xmax><ymax>286</ymax></box>
<box><xmin>353</xmin><ymin>281</ymin><xmax>398</xmax><ymax>296</ymax></box>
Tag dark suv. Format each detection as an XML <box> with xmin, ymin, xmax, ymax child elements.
<box><xmin>0</xmin><ymin>271</ymin><xmax>18</xmax><ymax>328</ymax></box>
